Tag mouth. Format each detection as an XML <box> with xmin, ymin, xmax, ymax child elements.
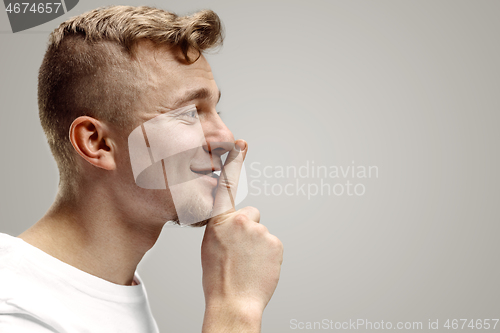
<box><xmin>191</xmin><ymin>168</ymin><xmax>221</xmax><ymax>181</ymax></box>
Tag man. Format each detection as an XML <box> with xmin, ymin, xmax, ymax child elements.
<box><xmin>0</xmin><ymin>5</ymin><xmax>283</xmax><ymax>332</ymax></box>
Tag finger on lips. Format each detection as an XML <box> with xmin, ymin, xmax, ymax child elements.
<box><xmin>210</xmin><ymin>140</ymin><xmax>247</xmax><ymax>218</ymax></box>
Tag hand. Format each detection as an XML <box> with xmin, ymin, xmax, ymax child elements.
<box><xmin>201</xmin><ymin>140</ymin><xmax>283</xmax><ymax>333</ymax></box>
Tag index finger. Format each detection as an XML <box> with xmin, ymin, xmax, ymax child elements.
<box><xmin>211</xmin><ymin>140</ymin><xmax>247</xmax><ymax>217</ymax></box>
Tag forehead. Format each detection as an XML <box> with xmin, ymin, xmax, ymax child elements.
<box><xmin>132</xmin><ymin>40</ymin><xmax>218</xmax><ymax>111</ymax></box>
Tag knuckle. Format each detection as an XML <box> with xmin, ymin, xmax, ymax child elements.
<box><xmin>245</xmin><ymin>206</ymin><xmax>260</xmax><ymax>215</ymax></box>
<box><xmin>233</xmin><ymin>213</ymin><xmax>249</xmax><ymax>225</ymax></box>
<box><xmin>238</xmin><ymin>206</ymin><xmax>260</xmax><ymax>222</ymax></box>
<box><xmin>270</xmin><ymin>235</ymin><xmax>283</xmax><ymax>249</ymax></box>
<box><xmin>218</xmin><ymin>178</ymin><xmax>237</xmax><ymax>190</ymax></box>
<box><xmin>253</xmin><ymin>223</ymin><xmax>268</xmax><ymax>234</ymax></box>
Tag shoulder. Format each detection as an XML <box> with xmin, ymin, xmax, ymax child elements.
<box><xmin>0</xmin><ymin>233</ymin><xmax>62</xmax><ymax>332</ymax></box>
<box><xmin>0</xmin><ymin>233</ymin><xmax>51</xmax><ymax>306</ymax></box>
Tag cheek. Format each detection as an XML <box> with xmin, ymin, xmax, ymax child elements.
<box><xmin>171</xmin><ymin>124</ymin><xmax>207</xmax><ymax>148</ymax></box>
<box><xmin>148</xmin><ymin>123</ymin><xmax>206</xmax><ymax>160</ymax></box>
<box><xmin>127</xmin><ymin>117</ymin><xmax>209</xmax><ymax>189</ymax></box>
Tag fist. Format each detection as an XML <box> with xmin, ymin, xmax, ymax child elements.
<box><xmin>201</xmin><ymin>141</ymin><xmax>283</xmax><ymax>317</ymax></box>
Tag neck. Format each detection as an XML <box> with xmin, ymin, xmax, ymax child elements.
<box><xmin>19</xmin><ymin>183</ymin><xmax>163</xmax><ymax>286</ymax></box>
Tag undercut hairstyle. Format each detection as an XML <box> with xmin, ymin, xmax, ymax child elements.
<box><xmin>38</xmin><ymin>6</ymin><xmax>224</xmax><ymax>183</ymax></box>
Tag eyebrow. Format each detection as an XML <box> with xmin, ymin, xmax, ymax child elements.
<box><xmin>175</xmin><ymin>88</ymin><xmax>221</xmax><ymax>108</ymax></box>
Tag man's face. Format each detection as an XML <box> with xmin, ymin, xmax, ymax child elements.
<box><xmin>118</xmin><ymin>41</ymin><xmax>234</xmax><ymax>225</ymax></box>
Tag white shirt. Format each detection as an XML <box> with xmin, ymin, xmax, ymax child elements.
<box><xmin>0</xmin><ymin>233</ymin><xmax>159</xmax><ymax>333</ymax></box>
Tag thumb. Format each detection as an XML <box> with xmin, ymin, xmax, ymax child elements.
<box><xmin>210</xmin><ymin>140</ymin><xmax>247</xmax><ymax>219</ymax></box>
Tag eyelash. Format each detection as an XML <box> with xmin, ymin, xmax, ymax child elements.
<box><xmin>177</xmin><ymin>108</ymin><xmax>198</xmax><ymax>119</ymax></box>
<box><xmin>177</xmin><ymin>108</ymin><xmax>221</xmax><ymax>119</ymax></box>
<box><xmin>187</xmin><ymin>109</ymin><xmax>198</xmax><ymax>118</ymax></box>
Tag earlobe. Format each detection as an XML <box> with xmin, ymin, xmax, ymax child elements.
<box><xmin>69</xmin><ymin>116</ymin><xmax>116</xmax><ymax>171</ymax></box>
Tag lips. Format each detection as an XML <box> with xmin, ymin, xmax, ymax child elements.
<box><xmin>192</xmin><ymin>168</ymin><xmax>219</xmax><ymax>174</ymax></box>
<box><xmin>191</xmin><ymin>168</ymin><xmax>221</xmax><ymax>185</ymax></box>
<box><xmin>191</xmin><ymin>162</ymin><xmax>221</xmax><ymax>174</ymax></box>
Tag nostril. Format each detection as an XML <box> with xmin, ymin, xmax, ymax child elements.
<box><xmin>212</xmin><ymin>147</ymin><xmax>229</xmax><ymax>155</ymax></box>
<box><xmin>203</xmin><ymin>142</ymin><xmax>235</xmax><ymax>155</ymax></box>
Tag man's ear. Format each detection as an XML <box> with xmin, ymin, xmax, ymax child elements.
<box><xmin>69</xmin><ymin>116</ymin><xmax>116</xmax><ymax>171</ymax></box>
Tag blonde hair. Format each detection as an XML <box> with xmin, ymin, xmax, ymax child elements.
<box><xmin>38</xmin><ymin>6</ymin><xmax>223</xmax><ymax>183</ymax></box>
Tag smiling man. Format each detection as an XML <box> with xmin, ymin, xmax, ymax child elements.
<box><xmin>0</xmin><ymin>6</ymin><xmax>283</xmax><ymax>333</ymax></box>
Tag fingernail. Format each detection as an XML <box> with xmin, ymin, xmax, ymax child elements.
<box><xmin>235</xmin><ymin>141</ymin><xmax>246</xmax><ymax>151</ymax></box>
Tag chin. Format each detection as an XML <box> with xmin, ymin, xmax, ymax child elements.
<box><xmin>170</xmin><ymin>181</ymin><xmax>215</xmax><ymax>226</ymax></box>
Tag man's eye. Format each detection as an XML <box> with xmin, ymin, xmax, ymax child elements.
<box><xmin>181</xmin><ymin>109</ymin><xmax>198</xmax><ymax>118</ymax></box>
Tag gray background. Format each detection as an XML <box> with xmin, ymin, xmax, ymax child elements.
<box><xmin>1</xmin><ymin>0</ymin><xmax>499</xmax><ymax>332</ymax></box>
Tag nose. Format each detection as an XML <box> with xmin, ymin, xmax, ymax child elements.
<box><xmin>202</xmin><ymin>112</ymin><xmax>235</xmax><ymax>157</ymax></box>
